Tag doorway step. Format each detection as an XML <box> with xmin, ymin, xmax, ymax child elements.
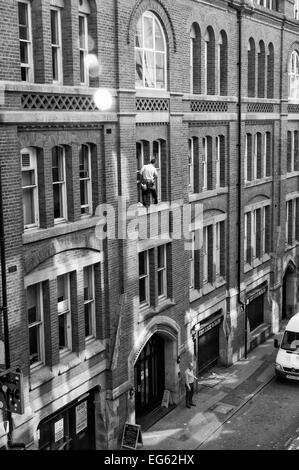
<box><xmin>137</xmin><ymin>404</ymin><xmax>176</xmax><ymax>431</ymax></box>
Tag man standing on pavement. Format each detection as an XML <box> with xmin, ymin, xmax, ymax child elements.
<box><xmin>185</xmin><ymin>362</ymin><xmax>198</xmax><ymax>408</ymax></box>
<box><xmin>140</xmin><ymin>158</ymin><xmax>158</xmax><ymax>206</ymax></box>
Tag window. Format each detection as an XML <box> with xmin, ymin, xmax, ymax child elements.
<box><xmin>189</xmin><ymin>232</ymin><xmax>195</xmax><ymax>288</ymax></box>
<box><xmin>188</xmin><ymin>139</ymin><xmax>194</xmax><ymax>192</ymax></box>
<box><xmin>267</xmin><ymin>43</ymin><xmax>274</xmax><ymax>99</ymax></box>
<box><xmin>245</xmin><ymin>133</ymin><xmax>252</xmax><ymax>182</ymax></box>
<box><xmin>190</xmin><ymin>24</ymin><xmax>201</xmax><ymax>94</ymax></box>
<box><xmin>79</xmin><ymin>13</ymin><xmax>89</xmax><ymax>85</ymax></box>
<box><xmin>255</xmin><ymin>132</ymin><xmax>262</xmax><ymax>179</ymax></box>
<box><xmin>294</xmin><ymin>0</ymin><xmax>299</xmax><ymax>19</ymax></box>
<box><xmin>215</xmin><ymin>137</ymin><xmax>221</xmax><ymax>188</ymax></box>
<box><xmin>204</xmin><ymin>28</ymin><xmax>215</xmax><ymax>95</ymax></box>
<box><xmin>139</xmin><ymin>251</ymin><xmax>149</xmax><ymax>305</ymax></box>
<box><xmin>153</xmin><ymin>140</ymin><xmax>161</xmax><ymax>202</ymax></box>
<box><xmin>285</xmin><ymin>199</ymin><xmax>299</xmax><ymax>246</ymax></box>
<box><xmin>27</xmin><ymin>283</ymin><xmax>44</xmax><ymax>367</ymax></box>
<box><xmin>84</xmin><ymin>266</ymin><xmax>96</xmax><ymax>340</ymax></box>
<box><xmin>51</xmin><ymin>8</ymin><xmax>63</xmax><ymax>83</ymax></box>
<box><xmin>289</xmin><ymin>51</ymin><xmax>299</xmax><ymax>99</ymax></box>
<box><xmin>21</xmin><ymin>148</ymin><xmax>39</xmax><ymax>229</ymax></box>
<box><xmin>218</xmin><ymin>31</ymin><xmax>227</xmax><ymax>96</ymax></box>
<box><xmin>258</xmin><ymin>41</ymin><xmax>265</xmax><ymax>98</ymax></box>
<box><xmin>264</xmin><ymin>132</ymin><xmax>271</xmax><ymax>177</ymax></box>
<box><xmin>52</xmin><ymin>146</ymin><xmax>67</xmax><ymax>222</ymax></box>
<box><xmin>18</xmin><ymin>0</ymin><xmax>33</xmax><ymax>81</ymax></box>
<box><xmin>135</xmin><ymin>11</ymin><xmax>167</xmax><ymax>89</ymax></box>
<box><xmin>79</xmin><ymin>144</ymin><xmax>92</xmax><ymax>215</ymax></box>
<box><xmin>202</xmin><ymin>138</ymin><xmax>208</xmax><ymax>190</ymax></box>
<box><xmin>203</xmin><ymin>226</ymin><xmax>208</xmax><ymax>284</ymax></box>
<box><xmin>57</xmin><ymin>274</ymin><xmax>71</xmax><ymax>353</ymax></box>
<box><xmin>245</xmin><ymin>205</ymin><xmax>270</xmax><ymax>265</ymax></box>
<box><xmin>157</xmin><ymin>245</ymin><xmax>166</xmax><ymax>297</ymax></box>
<box><xmin>248</xmin><ymin>39</ymin><xmax>256</xmax><ymax>97</ymax></box>
<box><xmin>287</xmin><ymin>130</ymin><xmax>299</xmax><ymax>173</ymax></box>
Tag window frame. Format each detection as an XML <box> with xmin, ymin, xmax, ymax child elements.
<box><xmin>215</xmin><ymin>136</ymin><xmax>220</xmax><ymax>188</ymax></box>
<box><xmin>57</xmin><ymin>273</ymin><xmax>72</xmax><ymax>355</ymax></box>
<box><xmin>157</xmin><ymin>245</ymin><xmax>167</xmax><ymax>299</ymax></box>
<box><xmin>135</xmin><ymin>11</ymin><xmax>167</xmax><ymax>90</ymax></box>
<box><xmin>79</xmin><ymin>13</ymin><xmax>89</xmax><ymax>86</ymax></box>
<box><xmin>83</xmin><ymin>265</ymin><xmax>96</xmax><ymax>341</ymax></box>
<box><xmin>289</xmin><ymin>51</ymin><xmax>299</xmax><ymax>99</ymax></box>
<box><xmin>52</xmin><ymin>146</ymin><xmax>67</xmax><ymax>224</ymax></box>
<box><xmin>21</xmin><ymin>147</ymin><xmax>39</xmax><ymax>230</ymax></box>
<box><xmin>295</xmin><ymin>0</ymin><xmax>299</xmax><ymax>19</ymax></box>
<box><xmin>139</xmin><ymin>251</ymin><xmax>150</xmax><ymax>306</ymax></box>
<box><xmin>18</xmin><ymin>0</ymin><xmax>34</xmax><ymax>82</ymax></box>
<box><xmin>50</xmin><ymin>7</ymin><xmax>63</xmax><ymax>83</ymax></box>
<box><xmin>79</xmin><ymin>143</ymin><xmax>93</xmax><ymax>216</ymax></box>
<box><xmin>27</xmin><ymin>282</ymin><xmax>45</xmax><ymax>369</ymax></box>
<box><xmin>188</xmin><ymin>138</ymin><xmax>194</xmax><ymax>192</ymax></box>
<box><xmin>202</xmin><ymin>137</ymin><xmax>208</xmax><ymax>190</ymax></box>
<box><xmin>153</xmin><ymin>140</ymin><xmax>162</xmax><ymax>202</ymax></box>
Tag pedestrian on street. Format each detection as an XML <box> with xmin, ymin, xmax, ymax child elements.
<box><xmin>185</xmin><ymin>362</ymin><xmax>198</xmax><ymax>408</ymax></box>
<box><xmin>140</xmin><ymin>158</ymin><xmax>158</xmax><ymax>206</ymax></box>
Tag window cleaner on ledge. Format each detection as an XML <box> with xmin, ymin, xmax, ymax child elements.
<box><xmin>140</xmin><ymin>158</ymin><xmax>158</xmax><ymax>207</ymax></box>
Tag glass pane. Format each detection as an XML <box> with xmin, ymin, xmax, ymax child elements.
<box><xmin>22</xmin><ymin>169</ymin><xmax>35</xmax><ymax>187</ymax></box>
<box><xmin>18</xmin><ymin>2</ymin><xmax>28</xmax><ymax>28</ymax></box>
<box><xmin>57</xmin><ymin>275</ymin><xmax>66</xmax><ymax>302</ymax></box>
<box><xmin>144</xmin><ymin>51</ymin><xmax>155</xmax><ymax>88</ymax></box>
<box><xmin>51</xmin><ymin>10</ymin><xmax>58</xmax><ymax>45</ymax></box>
<box><xmin>21</xmin><ymin>66</ymin><xmax>28</xmax><ymax>81</ymax></box>
<box><xmin>139</xmin><ymin>252</ymin><xmax>147</xmax><ymax>276</ymax></box>
<box><xmin>52</xmin><ymin>147</ymin><xmax>64</xmax><ymax>182</ymax></box>
<box><xmin>80</xmin><ymin>51</ymin><xmax>85</xmax><ymax>83</ymax></box>
<box><xmin>144</xmin><ymin>15</ymin><xmax>154</xmax><ymax>49</ymax></box>
<box><xmin>135</xmin><ymin>17</ymin><xmax>143</xmax><ymax>48</ymax></box>
<box><xmin>84</xmin><ymin>267</ymin><xmax>93</xmax><ymax>301</ymax></box>
<box><xmin>158</xmin><ymin>245</ymin><xmax>164</xmax><ymax>269</ymax></box>
<box><xmin>29</xmin><ymin>326</ymin><xmax>39</xmax><ymax>364</ymax></box>
<box><xmin>20</xmin><ymin>42</ymin><xmax>28</xmax><ymax>64</ymax></box>
<box><xmin>84</xmin><ymin>303</ymin><xmax>91</xmax><ymax>337</ymax></box>
<box><xmin>27</xmin><ymin>285</ymin><xmax>38</xmax><ymax>323</ymax></box>
<box><xmin>281</xmin><ymin>331</ymin><xmax>299</xmax><ymax>351</ymax></box>
<box><xmin>79</xmin><ymin>146</ymin><xmax>89</xmax><ymax>178</ymax></box>
<box><xmin>23</xmin><ymin>188</ymin><xmax>35</xmax><ymax>225</ymax></box>
<box><xmin>155</xmin><ymin>18</ymin><xmax>164</xmax><ymax>52</ymax></box>
<box><xmin>52</xmin><ymin>47</ymin><xmax>58</xmax><ymax>81</ymax></box>
<box><xmin>58</xmin><ymin>313</ymin><xmax>67</xmax><ymax>349</ymax></box>
<box><xmin>153</xmin><ymin>141</ymin><xmax>160</xmax><ymax>168</ymax></box>
<box><xmin>135</xmin><ymin>50</ymin><xmax>143</xmax><ymax>87</ymax></box>
<box><xmin>19</xmin><ymin>25</ymin><xmax>28</xmax><ymax>41</ymax></box>
<box><xmin>53</xmin><ymin>184</ymin><xmax>63</xmax><ymax>219</ymax></box>
<box><xmin>139</xmin><ymin>278</ymin><xmax>146</xmax><ymax>303</ymax></box>
<box><xmin>156</xmin><ymin>52</ymin><xmax>165</xmax><ymax>89</ymax></box>
<box><xmin>80</xmin><ymin>180</ymin><xmax>88</xmax><ymax>207</ymax></box>
<box><xmin>79</xmin><ymin>16</ymin><xmax>86</xmax><ymax>49</ymax></box>
<box><xmin>158</xmin><ymin>270</ymin><xmax>164</xmax><ymax>296</ymax></box>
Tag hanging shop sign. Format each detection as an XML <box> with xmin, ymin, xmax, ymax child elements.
<box><xmin>75</xmin><ymin>401</ymin><xmax>88</xmax><ymax>434</ymax></box>
<box><xmin>197</xmin><ymin>316</ymin><xmax>223</xmax><ymax>338</ymax></box>
<box><xmin>54</xmin><ymin>419</ymin><xmax>64</xmax><ymax>443</ymax></box>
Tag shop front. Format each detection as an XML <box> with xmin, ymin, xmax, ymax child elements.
<box><xmin>37</xmin><ymin>389</ymin><xmax>96</xmax><ymax>450</ymax></box>
<box><xmin>193</xmin><ymin>312</ymin><xmax>223</xmax><ymax>374</ymax></box>
<box><xmin>246</xmin><ymin>284</ymin><xmax>267</xmax><ymax>332</ymax></box>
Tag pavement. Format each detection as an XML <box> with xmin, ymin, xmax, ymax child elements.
<box><xmin>141</xmin><ymin>332</ymin><xmax>282</xmax><ymax>450</ymax></box>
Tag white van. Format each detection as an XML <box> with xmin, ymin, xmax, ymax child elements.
<box><xmin>274</xmin><ymin>313</ymin><xmax>299</xmax><ymax>381</ymax></box>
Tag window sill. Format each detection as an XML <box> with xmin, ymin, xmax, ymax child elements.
<box><xmin>189</xmin><ymin>288</ymin><xmax>202</xmax><ymax>303</ymax></box>
<box><xmin>29</xmin><ymin>340</ymin><xmax>106</xmax><ymax>391</ymax></box>
<box><xmin>244</xmin><ymin>254</ymin><xmax>271</xmax><ymax>272</ymax></box>
<box><xmin>22</xmin><ymin>216</ymin><xmax>101</xmax><ymax>244</ymax></box>
<box><xmin>286</xmin><ymin>171</ymin><xmax>299</xmax><ymax>178</ymax></box>
<box><xmin>138</xmin><ymin>298</ymin><xmax>175</xmax><ymax>322</ymax></box>
<box><xmin>183</xmin><ymin>94</ymin><xmax>237</xmax><ymax>103</ymax></box>
<box><xmin>188</xmin><ymin>188</ymin><xmax>228</xmax><ymax>203</ymax></box>
<box><xmin>245</xmin><ymin>177</ymin><xmax>272</xmax><ymax>187</ymax></box>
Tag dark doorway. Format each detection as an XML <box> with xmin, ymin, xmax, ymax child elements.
<box><xmin>248</xmin><ymin>294</ymin><xmax>264</xmax><ymax>331</ymax></box>
<box><xmin>197</xmin><ymin>323</ymin><xmax>220</xmax><ymax>373</ymax></box>
<box><xmin>282</xmin><ymin>265</ymin><xmax>296</xmax><ymax>320</ymax></box>
<box><xmin>282</xmin><ymin>274</ymin><xmax>287</xmax><ymax>320</ymax></box>
<box><xmin>135</xmin><ymin>334</ymin><xmax>165</xmax><ymax>420</ymax></box>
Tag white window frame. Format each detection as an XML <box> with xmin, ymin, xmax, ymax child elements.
<box><xmin>21</xmin><ymin>148</ymin><xmax>39</xmax><ymax>230</ymax></box>
<box><xmin>202</xmin><ymin>226</ymin><xmax>208</xmax><ymax>284</ymax></box>
<box><xmin>215</xmin><ymin>136</ymin><xmax>220</xmax><ymax>188</ymax></box>
<box><xmin>252</xmin><ymin>211</ymin><xmax>256</xmax><ymax>259</ymax></box>
<box><xmin>286</xmin><ymin>199</ymin><xmax>297</xmax><ymax>246</ymax></box>
<box><xmin>80</xmin><ymin>144</ymin><xmax>92</xmax><ymax>216</ymax></box>
<box><xmin>52</xmin><ymin>146</ymin><xmax>67</xmax><ymax>223</ymax></box>
<box><xmin>244</xmin><ymin>212</ymin><xmax>248</xmax><ymax>263</ymax></box>
<box><xmin>289</xmin><ymin>51</ymin><xmax>299</xmax><ymax>99</ymax></box>
<box><xmin>190</xmin><ymin>28</ymin><xmax>195</xmax><ymax>94</ymax></box>
<box><xmin>253</xmin><ymin>133</ymin><xmax>258</xmax><ymax>180</ymax></box>
<box><xmin>79</xmin><ymin>13</ymin><xmax>89</xmax><ymax>85</ymax></box>
<box><xmin>244</xmin><ymin>134</ymin><xmax>248</xmax><ymax>182</ymax></box>
<box><xmin>135</xmin><ymin>11</ymin><xmax>167</xmax><ymax>90</ymax></box>
<box><xmin>18</xmin><ymin>0</ymin><xmax>34</xmax><ymax>82</ymax></box>
<box><xmin>189</xmin><ymin>231</ymin><xmax>195</xmax><ymax>289</ymax></box>
<box><xmin>204</xmin><ymin>31</ymin><xmax>209</xmax><ymax>95</ymax></box>
<box><xmin>157</xmin><ymin>245</ymin><xmax>167</xmax><ymax>299</ymax></box>
<box><xmin>188</xmin><ymin>138</ymin><xmax>194</xmax><ymax>192</ymax></box>
<box><xmin>153</xmin><ymin>140</ymin><xmax>162</xmax><ymax>202</ymax></box>
<box><xmin>57</xmin><ymin>273</ymin><xmax>72</xmax><ymax>354</ymax></box>
<box><xmin>50</xmin><ymin>7</ymin><xmax>63</xmax><ymax>83</ymax></box>
<box><xmin>27</xmin><ymin>283</ymin><xmax>44</xmax><ymax>368</ymax></box>
<box><xmin>202</xmin><ymin>137</ymin><xmax>208</xmax><ymax>190</ymax></box>
<box><xmin>217</xmin><ymin>37</ymin><xmax>222</xmax><ymax>96</ymax></box>
<box><xmin>295</xmin><ymin>0</ymin><xmax>299</xmax><ymax>19</ymax></box>
<box><xmin>215</xmin><ymin>222</ymin><xmax>221</xmax><ymax>277</ymax></box>
<box><xmin>83</xmin><ymin>265</ymin><xmax>96</xmax><ymax>341</ymax></box>
<box><xmin>139</xmin><ymin>251</ymin><xmax>150</xmax><ymax>305</ymax></box>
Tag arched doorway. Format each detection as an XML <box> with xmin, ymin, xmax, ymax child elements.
<box><xmin>282</xmin><ymin>264</ymin><xmax>297</xmax><ymax>320</ymax></box>
<box><xmin>134</xmin><ymin>334</ymin><xmax>165</xmax><ymax>420</ymax></box>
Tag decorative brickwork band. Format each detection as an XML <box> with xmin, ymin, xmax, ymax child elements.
<box><xmin>136</xmin><ymin>98</ymin><xmax>169</xmax><ymax>112</ymax></box>
<box><xmin>21</xmin><ymin>93</ymin><xmax>97</xmax><ymax>111</ymax></box>
<box><xmin>190</xmin><ymin>101</ymin><xmax>228</xmax><ymax>112</ymax></box>
<box><xmin>247</xmin><ymin>103</ymin><xmax>274</xmax><ymax>113</ymax></box>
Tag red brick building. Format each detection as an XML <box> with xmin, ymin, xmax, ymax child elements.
<box><xmin>0</xmin><ymin>0</ymin><xmax>298</xmax><ymax>449</ymax></box>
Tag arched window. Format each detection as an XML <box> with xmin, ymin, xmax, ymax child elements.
<box><xmin>248</xmin><ymin>38</ymin><xmax>256</xmax><ymax>97</ymax></box>
<box><xmin>288</xmin><ymin>50</ymin><xmax>299</xmax><ymax>99</ymax></box>
<box><xmin>218</xmin><ymin>31</ymin><xmax>228</xmax><ymax>96</ymax></box>
<box><xmin>190</xmin><ymin>24</ymin><xmax>201</xmax><ymax>94</ymax></box>
<box><xmin>204</xmin><ymin>27</ymin><xmax>215</xmax><ymax>95</ymax></box>
<box><xmin>267</xmin><ymin>43</ymin><xmax>274</xmax><ymax>99</ymax></box>
<box><xmin>135</xmin><ymin>11</ymin><xmax>167</xmax><ymax>89</ymax></box>
<box><xmin>258</xmin><ymin>41</ymin><xmax>265</xmax><ymax>98</ymax></box>
<box><xmin>21</xmin><ymin>147</ymin><xmax>39</xmax><ymax>229</ymax></box>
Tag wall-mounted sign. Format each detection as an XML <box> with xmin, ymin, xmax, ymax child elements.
<box><xmin>246</xmin><ymin>286</ymin><xmax>267</xmax><ymax>305</ymax></box>
<box><xmin>76</xmin><ymin>401</ymin><xmax>88</xmax><ymax>434</ymax></box>
<box><xmin>198</xmin><ymin>317</ymin><xmax>223</xmax><ymax>338</ymax></box>
<box><xmin>54</xmin><ymin>419</ymin><xmax>64</xmax><ymax>443</ymax></box>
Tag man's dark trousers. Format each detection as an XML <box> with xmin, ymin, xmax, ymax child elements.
<box><xmin>185</xmin><ymin>382</ymin><xmax>194</xmax><ymax>406</ymax></box>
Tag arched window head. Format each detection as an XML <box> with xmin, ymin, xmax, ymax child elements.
<box><xmin>248</xmin><ymin>38</ymin><xmax>256</xmax><ymax>97</ymax></box>
<box><xmin>135</xmin><ymin>11</ymin><xmax>167</xmax><ymax>89</ymax></box>
<box><xmin>289</xmin><ymin>50</ymin><xmax>299</xmax><ymax>99</ymax></box>
<box><xmin>190</xmin><ymin>23</ymin><xmax>201</xmax><ymax>94</ymax></box>
<box><xmin>204</xmin><ymin>27</ymin><xmax>215</xmax><ymax>95</ymax></box>
<box><xmin>79</xmin><ymin>0</ymin><xmax>91</xmax><ymax>14</ymax></box>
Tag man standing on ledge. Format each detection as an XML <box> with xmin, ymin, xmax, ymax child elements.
<box><xmin>185</xmin><ymin>362</ymin><xmax>198</xmax><ymax>408</ymax></box>
<box><xmin>140</xmin><ymin>157</ymin><xmax>158</xmax><ymax>206</ymax></box>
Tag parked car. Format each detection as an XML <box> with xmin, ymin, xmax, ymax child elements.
<box><xmin>274</xmin><ymin>313</ymin><xmax>299</xmax><ymax>381</ymax></box>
